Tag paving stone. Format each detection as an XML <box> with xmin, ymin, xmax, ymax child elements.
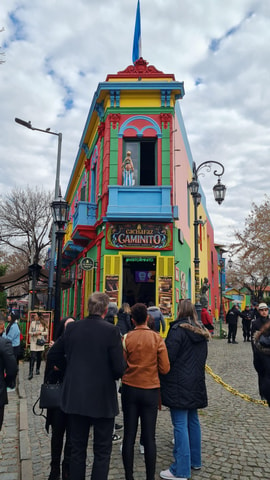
<box><xmin>2</xmin><ymin>331</ymin><xmax>270</xmax><ymax>479</ymax></box>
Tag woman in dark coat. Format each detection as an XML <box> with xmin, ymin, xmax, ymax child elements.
<box><xmin>44</xmin><ymin>317</ymin><xmax>75</xmax><ymax>480</ymax></box>
<box><xmin>253</xmin><ymin>321</ymin><xmax>270</xmax><ymax>405</ymax></box>
<box><xmin>117</xmin><ymin>303</ymin><xmax>133</xmax><ymax>335</ymax></box>
<box><xmin>160</xmin><ymin>300</ymin><xmax>210</xmax><ymax>480</ymax></box>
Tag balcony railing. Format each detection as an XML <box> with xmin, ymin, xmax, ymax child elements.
<box><xmin>106</xmin><ymin>185</ymin><xmax>177</xmax><ymax>221</ymax></box>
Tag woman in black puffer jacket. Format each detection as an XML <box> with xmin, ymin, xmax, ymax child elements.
<box><xmin>160</xmin><ymin>300</ymin><xmax>210</xmax><ymax>480</ymax></box>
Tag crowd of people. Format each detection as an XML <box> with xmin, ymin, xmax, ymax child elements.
<box><xmin>1</xmin><ymin>296</ymin><xmax>270</xmax><ymax>480</ymax></box>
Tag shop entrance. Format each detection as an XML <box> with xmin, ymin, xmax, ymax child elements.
<box><xmin>122</xmin><ymin>256</ymin><xmax>156</xmax><ymax>306</ymax></box>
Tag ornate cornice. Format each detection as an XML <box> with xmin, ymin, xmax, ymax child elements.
<box><xmin>106</xmin><ymin>58</ymin><xmax>175</xmax><ymax>80</ymax></box>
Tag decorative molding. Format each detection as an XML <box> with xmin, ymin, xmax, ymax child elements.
<box><xmin>98</xmin><ymin>122</ymin><xmax>105</xmax><ymax>138</ymax></box>
<box><xmin>160</xmin><ymin>113</ymin><xmax>171</xmax><ymax>129</ymax></box>
<box><xmin>82</xmin><ymin>143</ymin><xmax>90</xmax><ymax>156</ymax></box>
<box><xmin>95</xmin><ymin>101</ymin><xmax>104</xmax><ymax>119</ymax></box>
<box><xmin>106</xmin><ymin>58</ymin><xmax>175</xmax><ymax>81</ymax></box>
<box><xmin>118</xmin><ymin>115</ymin><xmax>162</xmax><ymax>138</ymax></box>
<box><xmin>110</xmin><ymin>113</ymin><xmax>121</xmax><ymax>129</ymax></box>
<box><xmin>84</xmin><ymin>158</ymin><xmax>90</xmax><ymax>171</ymax></box>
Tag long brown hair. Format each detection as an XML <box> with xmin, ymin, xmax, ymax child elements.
<box><xmin>35</xmin><ymin>312</ymin><xmax>48</xmax><ymax>329</ymax></box>
<box><xmin>177</xmin><ymin>299</ymin><xmax>201</xmax><ymax>327</ymax></box>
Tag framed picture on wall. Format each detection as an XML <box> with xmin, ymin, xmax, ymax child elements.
<box><xmin>175</xmin><ymin>266</ymin><xmax>179</xmax><ymax>282</ymax></box>
<box><xmin>105</xmin><ymin>275</ymin><xmax>119</xmax><ymax>304</ymax></box>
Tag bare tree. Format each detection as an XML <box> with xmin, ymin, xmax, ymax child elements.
<box><xmin>228</xmin><ymin>196</ymin><xmax>270</xmax><ymax>302</ymax></box>
<box><xmin>0</xmin><ymin>186</ymin><xmax>53</xmax><ymax>265</ymax></box>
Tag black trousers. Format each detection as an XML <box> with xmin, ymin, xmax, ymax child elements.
<box><xmin>49</xmin><ymin>408</ymin><xmax>71</xmax><ymax>474</ymax></box>
<box><xmin>242</xmin><ymin>320</ymin><xmax>251</xmax><ymax>340</ymax></box>
<box><xmin>0</xmin><ymin>406</ymin><xmax>4</xmax><ymax>431</ymax></box>
<box><xmin>121</xmin><ymin>384</ymin><xmax>159</xmax><ymax>480</ymax></box>
<box><xmin>30</xmin><ymin>350</ymin><xmax>42</xmax><ymax>371</ymax></box>
<box><xmin>228</xmin><ymin>323</ymin><xmax>237</xmax><ymax>342</ymax></box>
<box><xmin>68</xmin><ymin>413</ymin><xmax>114</xmax><ymax>480</ymax></box>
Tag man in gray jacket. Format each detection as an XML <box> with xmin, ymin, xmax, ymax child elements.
<box><xmin>147</xmin><ymin>301</ymin><xmax>166</xmax><ymax>333</ymax></box>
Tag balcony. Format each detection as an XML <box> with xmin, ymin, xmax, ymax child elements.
<box><xmin>106</xmin><ymin>186</ymin><xmax>177</xmax><ymax>221</ymax></box>
<box><xmin>71</xmin><ymin>201</ymin><xmax>97</xmax><ymax>246</ymax></box>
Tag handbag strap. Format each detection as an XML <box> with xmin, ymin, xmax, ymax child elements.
<box><xmin>32</xmin><ymin>396</ymin><xmax>47</xmax><ymax>420</ymax></box>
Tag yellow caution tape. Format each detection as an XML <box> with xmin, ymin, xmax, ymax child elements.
<box><xmin>205</xmin><ymin>364</ymin><xmax>268</xmax><ymax>407</ymax></box>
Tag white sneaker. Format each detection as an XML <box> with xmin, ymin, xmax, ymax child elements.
<box><xmin>139</xmin><ymin>443</ymin><xmax>144</xmax><ymax>454</ymax></box>
<box><xmin>160</xmin><ymin>469</ymin><xmax>187</xmax><ymax>480</ymax></box>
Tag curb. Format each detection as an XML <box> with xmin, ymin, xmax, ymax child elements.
<box><xmin>18</xmin><ymin>364</ymin><xmax>33</xmax><ymax>480</ymax></box>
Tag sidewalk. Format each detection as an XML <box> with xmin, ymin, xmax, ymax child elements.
<box><xmin>2</xmin><ymin>332</ymin><xmax>270</xmax><ymax>479</ymax></box>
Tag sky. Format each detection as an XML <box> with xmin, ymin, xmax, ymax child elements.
<box><xmin>0</xmin><ymin>0</ymin><xmax>269</xmax><ymax>250</ymax></box>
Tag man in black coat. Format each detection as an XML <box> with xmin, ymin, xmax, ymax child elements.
<box><xmin>226</xmin><ymin>304</ymin><xmax>241</xmax><ymax>344</ymax></box>
<box><xmin>0</xmin><ymin>316</ymin><xmax>18</xmax><ymax>430</ymax></box>
<box><xmin>60</xmin><ymin>292</ymin><xmax>125</xmax><ymax>480</ymax></box>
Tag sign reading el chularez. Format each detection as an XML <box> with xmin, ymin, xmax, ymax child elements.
<box><xmin>106</xmin><ymin>222</ymin><xmax>173</xmax><ymax>250</ymax></box>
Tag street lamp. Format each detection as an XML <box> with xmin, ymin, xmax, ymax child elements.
<box><xmin>14</xmin><ymin>117</ymin><xmax>62</xmax><ymax>310</ymax></box>
<box><xmin>219</xmin><ymin>249</ymin><xmax>227</xmax><ymax>338</ymax></box>
<box><xmin>188</xmin><ymin>161</ymin><xmax>226</xmax><ymax>322</ymax></box>
<box><xmin>51</xmin><ymin>193</ymin><xmax>69</xmax><ymax>338</ymax></box>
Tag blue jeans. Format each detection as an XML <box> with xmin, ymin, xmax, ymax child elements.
<box><xmin>170</xmin><ymin>408</ymin><xmax>201</xmax><ymax>478</ymax></box>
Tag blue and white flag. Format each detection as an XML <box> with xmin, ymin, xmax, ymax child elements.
<box><xmin>132</xmin><ymin>0</ymin><xmax>141</xmax><ymax>64</ymax></box>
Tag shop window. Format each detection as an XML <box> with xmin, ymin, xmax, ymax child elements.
<box><xmin>123</xmin><ymin>139</ymin><xmax>156</xmax><ymax>186</ymax></box>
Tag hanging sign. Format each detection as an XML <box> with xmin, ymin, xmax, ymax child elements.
<box><xmin>80</xmin><ymin>257</ymin><xmax>96</xmax><ymax>271</ymax></box>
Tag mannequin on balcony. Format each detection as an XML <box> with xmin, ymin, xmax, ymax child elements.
<box><xmin>122</xmin><ymin>151</ymin><xmax>134</xmax><ymax>186</ymax></box>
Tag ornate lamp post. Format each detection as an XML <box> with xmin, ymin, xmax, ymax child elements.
<box><xmin>14</xmin><ymin>117</ymin><xmax>62</xmax><ymax>310</ymax></box>
<box><xmin>51</xmin><ymin>194</ymin><xmax>69</xmax><ymax>338</ymax></box>
<box><xmin>219</xmin><ymin>249</ymin><xmax>227</xmax><ymax>338</ymax></box>
<box><xmin>188</xmin><ymin>161</ymin><xmax>226</xmax><ymax>321</ymax></box>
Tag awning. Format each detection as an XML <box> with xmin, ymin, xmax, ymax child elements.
<box><xmin>0</xmin><ymin>266</ymin><xmax>71</xmax><ymax>291</ymax></box>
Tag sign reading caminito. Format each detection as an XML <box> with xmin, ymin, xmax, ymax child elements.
<box><xmin>106</xmin><ymin>222</ymin><xmax>173</xmax><ymax>250</ymax></box>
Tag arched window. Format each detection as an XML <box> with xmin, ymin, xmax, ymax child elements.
<box><xmin>119</xmin><ymin>116</ymin><xmax>161</xmax><ymax>186</ymax></box>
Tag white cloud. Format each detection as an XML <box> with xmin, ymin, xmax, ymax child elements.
<box><xmin>0</xmin><ymin>0</ymin><xmax>269</xmax><ymax>246</ymax></box>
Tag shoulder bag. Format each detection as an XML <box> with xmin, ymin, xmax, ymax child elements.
<box><xmin>39</xmin><ymin>382</ymin><xmax>62</xmax><ymax>409</ymax></box>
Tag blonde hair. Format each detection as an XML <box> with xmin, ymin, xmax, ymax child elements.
<box><xmin>121</xmin><ymin>303</ymin><xmax>131</xmax><ymax>314</ymax></box>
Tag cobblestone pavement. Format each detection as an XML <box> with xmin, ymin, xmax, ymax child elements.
<box><xmin>2</xmin><ymin>329</ymin><xmax>270</xmax><ymax>479</ymax></box>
